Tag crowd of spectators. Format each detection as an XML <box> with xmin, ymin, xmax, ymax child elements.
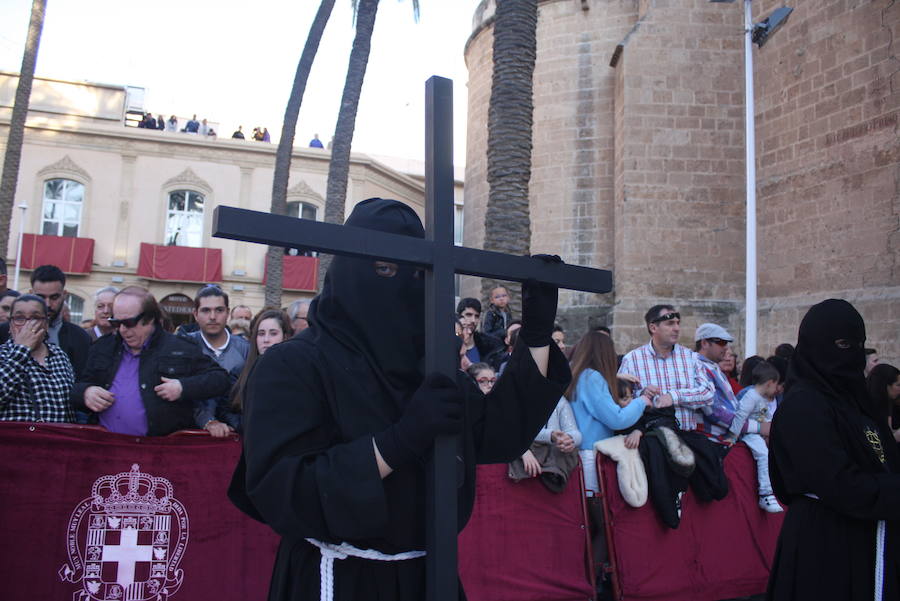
<box><xmin>2</xmin><ymin>256</ymin><xmax>899</xmax><ymax>594</ymax></box>
<box><xmin>136</xmin><ymin>113</ymin><xmax>218</xmax><ymax>137</ymax></box>
<box><xmin>0</xmin><ymin>259</ymin><xmax>303</xmax><ymax>439</ymax></box>
<box><xmin>131</xmin><ymin>112</ymin><xmax>328</xmax><ymax>148</ymax></box>
<box><xmin>447</xmin><ymin>284</ymin><xmax>899</xmax><ymax>594</ymax></box>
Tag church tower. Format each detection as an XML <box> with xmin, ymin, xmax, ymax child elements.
<box><xmin>463</xmin><ymin>0</ymin><xmax>899</xmax><ymax>359</ymax></box>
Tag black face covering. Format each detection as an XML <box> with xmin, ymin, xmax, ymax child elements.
<box><xmin>786</xmin><ymin>299</ymin><xmax>869</xmax><ymax>414</ymax></box>
<box><xmin>307</xmin><ymin>198</ymin><xmax>425</xmax><ymax>404</ymax></box>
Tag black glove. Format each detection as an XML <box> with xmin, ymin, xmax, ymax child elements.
<box><xmin>373</xmin><ymin>372</ymin><xmax>463</xmax><ymax>469</ymax></box>
<box><xmin>518</xmin><ymin>254</ymin><xmax>562</xmax><ymax>347</ymax></box>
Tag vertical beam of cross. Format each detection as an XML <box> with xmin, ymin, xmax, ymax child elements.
<box><xmin>424</xmin><ymin>75</ymin><xmax>458</xmax><ymax>601</ymax></box>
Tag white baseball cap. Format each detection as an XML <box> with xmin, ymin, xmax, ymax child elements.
<box><xmin>694</xmin><ymin>323</ymin><xmax>734</xmax><ymax>342</ymax></box>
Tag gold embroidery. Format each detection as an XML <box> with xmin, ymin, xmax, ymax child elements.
<box><xmin>865</xmin><ymin>428</ymin><xmax>886</xmax><ymax>464</ymax></box>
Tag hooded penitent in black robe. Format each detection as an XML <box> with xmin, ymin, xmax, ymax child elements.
<box><xmin>230</xmin><ymin>198</ymin><xmax>570</xmax><ymax>601</ymax></box>
<box><xmin>766</xmin><ymin>299</ymin><xmax>900</xmax><ymax>601</ymax></box>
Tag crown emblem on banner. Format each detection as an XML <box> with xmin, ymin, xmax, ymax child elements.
<box><xmin>91</xmin><ymin>464</ymin><xmax>172</xmax><ymax>514</ymax></box>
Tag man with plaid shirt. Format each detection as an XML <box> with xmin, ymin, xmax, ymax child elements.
<box><xmin>618</xmin><ymin>304</ymin><xmax>729</xmax><ymax>502</ymax></box>
<box><xmin>0</xmin><ymin>294</ymin><xmax>75</xmax><ymax>422</ymax></box>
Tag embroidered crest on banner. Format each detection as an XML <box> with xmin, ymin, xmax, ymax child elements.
<box><xmin>59</xmin><ymin>464</ymin><xmax>189</xmax><ymax>601</ymax></box>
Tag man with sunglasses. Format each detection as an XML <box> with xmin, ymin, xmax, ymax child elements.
<box><xmin>71</xmin><ymin>286</ymin><xmax>230</xmax><ymax>436</ymax></box>
<box><xmin>693</xmin><ymin>323</ymin><xmax>770</xmax><ymax>441</ymax></box>
<box><xmin>619</xmin><ymin>306</ymin><xmax>729</xmax><ymax>501</ymax></box>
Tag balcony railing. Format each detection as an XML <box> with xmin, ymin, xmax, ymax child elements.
<box><xmin>20</xmin><ymin>233</ymin><xmax>94</xmax><ymax>274</ymax></box>
<box><xmin>137</xmin><ymin>243</ymin><xmax>222</xmax><ymax>283</ymax></box>
<box><xmin>265</xmin><ymin>255</ymin><xmax>318</xmax><ymax>292</ymax></box>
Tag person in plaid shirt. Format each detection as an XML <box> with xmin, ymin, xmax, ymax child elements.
<box><xmin>0</xmin><ymin>294</ymin><xmax>75</xmax><ymax>422</ymax></box>
<box><xmin>618</xmin><ymin>304</ymin><xmax>729</xmax><ymax>502</ymax></box>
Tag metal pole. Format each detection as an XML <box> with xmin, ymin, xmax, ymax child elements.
<box><xmin>743</xmin><ymin>0</ymin><xmax>758</xmax><ymax>357</ymax></box>
<box><xmin>12</xmin><ymin>204</ymin><xmax>27</xmax><ymax>291</ymax></box>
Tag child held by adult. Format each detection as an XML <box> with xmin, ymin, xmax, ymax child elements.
<box><xmin>482</xmin><ymin>285</ymin><xmax>513</xmax><ymax>341</ymax></box>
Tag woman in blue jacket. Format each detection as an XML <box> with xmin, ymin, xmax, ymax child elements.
<box><xmin>568</xmin><ymin>331</ymin><xmax>647</xmax><ymax>494</ymax></box>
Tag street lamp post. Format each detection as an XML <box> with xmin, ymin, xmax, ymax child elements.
<box><xmin>710</xmin><ymin>0</ymin><xmax>792</xmax><ymax>357</ymax></box>
<box><xmin>742</xmin><ymin>0</ymin><xmax>758</xmax><ymax>358</ymax></box>
<box><xmin>13</xmin><ymin>203</ymin><xmax>28</xmax><ymax>291</ymax></box>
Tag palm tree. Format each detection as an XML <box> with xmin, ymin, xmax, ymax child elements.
<box><xmin>264</xmin><ymin>0</ymin><xmax>336</xmax><ymax>308</ymax></box>
<box><xmin>317</xmin><ymin>0</ymin><xmax>420</xmax><ymax>289</ymax></box>
<box><xmin>0</xmin><ymin>0</ymin><xmax>47</xmax><ymax>262</ymax></box>
<box><xmin>480</xmin><ymin>0</ymin><xmax>538</xmax><ymax>315</ymax></box>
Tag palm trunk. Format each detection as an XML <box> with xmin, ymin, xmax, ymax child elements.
<box><xmin>264</xmin><ymin>0</ymin><xmax>336</xmax><ymax>308</ymax></box>
<box><xmin>318</xmin><ymin>0</ymin><xmax>380</xmax><ymax>290</ymax></box>
<box><xmin>481</xmin><ymin>0</ymin><xmax>538</xmax><ymax>316</ymax></box>
<box><xmin>0</xmin><ymin>0</ymin><xmax>46</xmax><ymax>261</ymax></box>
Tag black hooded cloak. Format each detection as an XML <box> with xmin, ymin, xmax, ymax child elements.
<box><xmin>231</xmin><ymin>198</ymin><xmax>570</xmax><ymax>601</ymax></box>
<box><xmin>766</xmin><ymin>299</ymin><xmax>900</xmax><ymax>601</ymax></box>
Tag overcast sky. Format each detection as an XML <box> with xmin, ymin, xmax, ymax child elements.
<box><xmin>0</xmin><ymin>0</ymin><xmax>482</xmax><ymax>166</ymax></box>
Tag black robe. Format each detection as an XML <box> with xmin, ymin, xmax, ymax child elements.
<box><xmin>766</xmin><ymin>300</ymin><xmax>900</xmax><ymax>601</ymax></box>
<box><xmin>233</xmin><ymin>329</ymin><xmax>568</xmax><ymax>601</ymax></box>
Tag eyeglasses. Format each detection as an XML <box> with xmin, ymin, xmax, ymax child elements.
<box><xmin>650</xmin><ymin>311</ymin><xmax>680</xmax><ymax>324</ymax></box>
<box><xmin>476</xmin><ymin>377</ymin><xmax>497</xmax><ymax>385</ymax></box>
<box><xmin>109</xmin><ymin>312</ymin><xmax>146</xmax><ymax>329</ymax></box>
<box><xmin>10</xmin><ymin>315</ymin><xmax>47</xmax><ymax>325</ymax></box>
<box><xmin>708</xmin><ymin>338</ymin><xmax>729</xmax><ymax>347</ymax></box>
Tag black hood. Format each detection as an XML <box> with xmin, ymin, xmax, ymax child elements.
<box><xmin>307</xmin><ymin>198</ymin><xmax>425</xmax><ymax>404</ymax></box>
<box><xmin>786</xmin><ymin>299</ymin><xmax>870</xmax><ymax>417</ymax></box>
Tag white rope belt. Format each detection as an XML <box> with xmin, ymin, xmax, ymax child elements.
<box><xmin>305</xmin><ymin>537</ymin><xmax>426</xmax><ymax>601</ymax></box>
<box><xmin>874</xmin><ymin>520</ymin><xmax>886</xmax><ymax>601</ymax></box>
<box><xmin>803</xmin><ymin>494</ymin><xmax>885</xmax><ymax>601</ymax></box>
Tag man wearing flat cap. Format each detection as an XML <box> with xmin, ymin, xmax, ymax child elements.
<box><xmin>693</xmin><ymin>322</ymin><xmax>764</xmax><ymax>442</ymax></box>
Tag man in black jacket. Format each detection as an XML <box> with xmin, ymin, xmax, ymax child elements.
<box><xmin>70</xmin><ymin>286</ymin><xmax>229</xmax><ymax>436</ymax></box>
<box><xmin>0</xmin><ymin>264</ymin><xmax>91</xmax><ymax>379</ymax></box>
<box><xmin>456</xmin><ymin>297</ymin><xmax>505</xmax><ymax>369</ymax></box>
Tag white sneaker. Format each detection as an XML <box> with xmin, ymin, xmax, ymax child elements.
<box><xmin>759</xmin><ymin>495</ymin><xmax>783</xmax><ymax>513</ymax></box>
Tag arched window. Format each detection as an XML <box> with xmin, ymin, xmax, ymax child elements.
<box><xmin>165</xmin><ymin>190</ymin><xmax>205</xmax><ymax>247</ymax></box>
<box><xmin>42</xmin><ymin>179</ymin><xmax>84</xmax><ymax>237</ymax></box>
<box><xmin>285</xmin><ymin>201</ymin><xmax>319</xmax><ymax>256</ymax></box>
<box><xmin>287</xmin><ymin>201</ymin><xmax>318</xmax><ymax>221</ymax></box>
<box><xmin>66</xmin><ymin>293</ymin><xmax>85</xmax><ymax>324</ymax></box>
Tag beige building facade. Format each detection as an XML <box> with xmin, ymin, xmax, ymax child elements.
<box><xmin>1</xmin><ymin>72</ymin><xmax>463</xmax><ymax>325</ymax></box>
<box><xmin>463</xmin><ymin>0</ymin><xmax>899</xmax><ymax>363</ymax></box>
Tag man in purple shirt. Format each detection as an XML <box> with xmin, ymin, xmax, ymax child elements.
<box><xmin>71</xmin><ymin>286</ymin><xmax>229</xmax><ymax>436</ymax></box>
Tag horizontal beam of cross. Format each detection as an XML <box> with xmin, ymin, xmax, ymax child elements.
<box><xmin>212</xmin><ymin>206</ymin><xmax>612</xmax><ymax>294</ymax></box>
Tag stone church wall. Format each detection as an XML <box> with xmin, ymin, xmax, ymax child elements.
<box><xmin>464</xmin><ymin>0</ymin><xmax>898</xmax><ymax>363</ymax></box>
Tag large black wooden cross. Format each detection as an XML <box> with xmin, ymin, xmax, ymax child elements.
<box><xmin>213</xmin><ymin>76</ymin><xmax>612</xmax><ymax>601</ymax></box>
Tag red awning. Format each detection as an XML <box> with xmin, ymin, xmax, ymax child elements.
<box><xmin>265</xmin><ymin>255</ymin><xmax>318</xmax><ymax>292</ymax></box>
<box><xmin>137</xmin><ymin>243</ymin><xmax>223</xmax><ymax>283</ymax></box>
<box><xmin>20</xmin><ymin>233</ymin><xmax>94</xmax><ymax>274</ymax></box>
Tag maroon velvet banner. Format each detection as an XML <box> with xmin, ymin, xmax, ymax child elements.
<box><xmin>21</xmin><ymin>233</ymin><xmax>95</xmax><ymax>274</ymax></box>
<box><xmin>599</xmin><ymin>443</ymin><xmax>784</xmax><ymax>601</ymax></box>
<box><xmin>0</xmin><ymin>423</ymin><xmax>278</xmax><ymax>601</ymax></box>
<box><xmin>137</xmin><ymin>243</ymin><xmax>223</xmax><ymax>283</ymax></box>
<box><xmin>265</xmin><ymin>255</ymin><xmax>318</xmax><ymax>292</ymax></box>
<box><xmin>459</xmin><ymin>463</ymin><xmax>594</xmax><ymax>601</ymax></box>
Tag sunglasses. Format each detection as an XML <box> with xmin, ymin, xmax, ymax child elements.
<box><xmin>109</xmin><ymin>312</ymin><xmax>147</xmax><ymax>329</ymax></box>
<box><xmin>476</xmin><ymin>377</ymin><xmax>497</xmax><ymax>385</ymax></box>
<box><xmin>650</xmin><ymin>311</ymin><xmax>680</xmax><ymax>324</ymax></box>
<box><xmin>708</xmin><ymin>338</ymin><xmax>729</xmax><ymax>347</ymax></box>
